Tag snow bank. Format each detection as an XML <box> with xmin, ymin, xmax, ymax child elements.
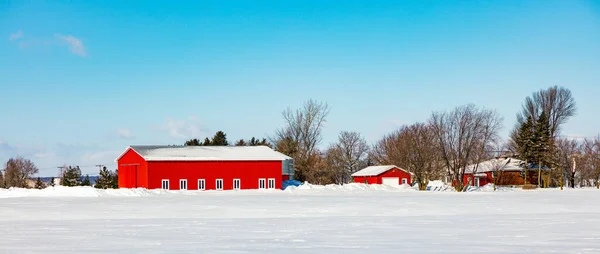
<box><xmin>283</xmin><ymin>182</ymin><xmax>417</xmax><ymax>193</ymax></box>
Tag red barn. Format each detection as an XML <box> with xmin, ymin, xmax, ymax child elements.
<box><xmin>115</xmin><ymin>145</ymin><xmax>294</xmax><ymax>190</ymax></box>
<box><xmin>351</xmin><ymin>165</ymin><xmax>412</xmax><ymax>186</ymax></box>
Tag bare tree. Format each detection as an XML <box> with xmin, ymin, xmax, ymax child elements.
<box><xmin>3</xmin><ymin>157</ymin><xmax>39</xmax><ymax>188</ymax></box>
<box><xmin>335</xmin><ymin>131</ymin><xmax>369</xmax><ymax>183</ymax></box>
<box><xmin>429</xmin><ymin>104</ymin><xmax>503</xmax><ymax>192</ymax></box>
<box><xmin>508</xmin><ymin>86</ymin><xmax>577</xmax><ymax>152</ymax></box>
<box><xmin>273</xmin><ymin>99</ymin><xmax>330</xmax><ymax>182</ymax></box>
<box><xmin>516</xmin><ymin>86</ymin><xmax>577</xmax><ymax>137</ymax></box>
<box><xmin>555</xmin><ymin>138</ymin><xmax>584</xmax><ymax>188</ymax></box>
<box><xmin>371</xmin><ymin>122</ymin><xmax>443</xmax><ymax>190</ymax></box>
<box><xmin>583</xmin><ymin>136</ymin><xmax>600</xmax><ymax>188</ymax></box>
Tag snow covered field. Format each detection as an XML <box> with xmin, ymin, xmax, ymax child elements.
<box><xmin>0</xmin><ymin>184</ymin><xmax>599</xmax><ymax>253</ymax></box>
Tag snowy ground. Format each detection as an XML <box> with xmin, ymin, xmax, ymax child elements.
<box><xmin>0</xmin><ymin>184</ymin><xmax>599</xmax><ymax>253</ymax></box>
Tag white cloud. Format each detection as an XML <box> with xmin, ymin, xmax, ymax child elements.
<box><xmin>9</xmin><ymin>30</ymin><xmax>23</xmax><ymax>41</ymax></box>
<box><xmin>116</xmin><ymin>128</ymin><xmax>134</xmax><ymax>139</ymax></box>
<box><xmin>54</xmin><ymin>34</ymin><xmax>87</xmax><ymax>57</ymax></box>
<box><xmin>160</xmin><ymin>116</ymin><xmax>207</xmax><ymax>139</ymax></box>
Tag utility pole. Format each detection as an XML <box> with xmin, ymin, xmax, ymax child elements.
<box><xmin>95</xmin><ymin>164</ymin><xmax>105</xmax><ymax>172</ymax></box>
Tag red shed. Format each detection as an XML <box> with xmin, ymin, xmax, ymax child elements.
<box><xmin>114</xmin><ymin>145</ymin><xmax>294</xmax><ymax>191</ymax></box>
<box><xmin>351</xmin><ymin>165</ymin><xmax>412</xmax><ymax>186</ymax></box>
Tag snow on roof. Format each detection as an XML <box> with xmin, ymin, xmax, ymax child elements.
<box><xmin>351</xmin><ymin>165</ymin><xmax>410</xmax><ymax>177</ymax></box>
<box><xmin>464</xmin><ymin>157</ymin><xmax>550</xmax><ymax>173</ymax></box>
<box><xmin>115</xmin><ymin>145</ymin><xmax>293</xmax><ymax>162</ymax></box>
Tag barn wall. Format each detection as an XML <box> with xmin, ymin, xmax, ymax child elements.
<box><xmin>147</xmin><ymin>160</ymin><xmax>283</xmax><ymax>190</ymax></box>
<box><xmin>377</xmin><ymin>168</ymin><xmax>412</xmax><ymax>184</ymax></box>
<box><xmin>117</xmin><ymin>149</ymin><xmax>148</xmax><ymax>188</ymax></box>
<box><xmin>353</xmin><ymin>176</ymin><xmax>378</xmax><ymax>184</ymax></box>
<box><xmin>353</xmin><ymin>167</ymin><xmax>412</xmax><ymax>185</ymax></box>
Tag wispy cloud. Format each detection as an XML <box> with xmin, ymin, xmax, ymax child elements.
<box><xmin>116</xmin><ymin>128</ymin><xmax>134</xmax><ymax>139</ymax></box>
<box><xmin>160</xmin><ymin>116</ymin><xmax>207</xmax><ymax>139</ymax></box>
<box><xmin>9</xmin><ymin>30</ymin><xmax>23</xmax><ymax>41</ymax></box>
<box><xmin>54</xmin><ymin>34</ymin><xmax>87</xmax><ymax>57</ymax></box>
<box><xmin>8</xmin><ymin>31</ymin><xmax>88</xmax><ymax>57</ymax></box>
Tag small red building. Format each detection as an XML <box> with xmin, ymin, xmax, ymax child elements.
<box><xmin>351</xmin><ymin>165</ymin><xmax>412</xmax><ymax>186</ymax></box>
<box><xmin>115</xmin><ymin>145</ymin><xmax>294</xmax><ymax>190</ymax></box>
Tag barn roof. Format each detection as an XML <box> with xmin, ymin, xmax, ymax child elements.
<box><xmin>351</xmin><ymin>165</ymin><xmax>410</xmax><ymax>177</ymax></box>
<box><xmin>114</xmin><ymin>145</ymin><xmax>293</xmax><ymax>162</ymax></box>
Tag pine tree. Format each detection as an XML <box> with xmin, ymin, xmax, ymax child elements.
<box><xmin>516</xmin><ymin>116</ymin><xmax>535</xmax><ymax>184</ymax></box>
<box><xmin>60</xmin><ymin>166</ymin><xmax>82</xmax><ymax>187</ymax></box>
<box><xmin>235</xmin><ymin>139</ymin><xmax>247</xmax><ymax>146</ymax></box>
<box><xmin>49</xmin><ymin>177</ymin><xmax>55</xmax><ymax>187</ymax></box>
<box><xmin>95</xmin><ymin>166</ymin><xmax>115</xmax><ymax>189</ymax></box>
<box><xmin>185</xmin><ymin>138</ymin><xmax>202</xmax><ymax>146</ymax></box>
<box><xmin>0</xmin><ymin>170</ymin><xmax>4</xmax><ymax>188</ymax></box>
<box><xmin>534</xmin><ymin>111</ymin><xmax>553</xmax><ymax>166</ymax></box>
<box><xmin>203</xmin><ymin>138</ymin><xmax>211</xmax><ymax>146</ymax></box>
<box><xmin>34</xmin><ymin>177</ymin><xmax>45</xmax><ymax>189</ymax></box>
<box><xmin>211</xmin><ymin>131</ymin><xmax>229</xmax><ymax>146</ymax></box>
<box><xmin>81</xmin><ymin>175</ymin><xmax>91</xmax><ymax>186</ymax></box>
<box><xmin>111</xmin><ymin>169</ymin><xmax>119</xmax><ymax>188</ymax></box>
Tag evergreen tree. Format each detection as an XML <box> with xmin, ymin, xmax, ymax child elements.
<box><xmin>210</xmin><ymin>131</ymin><xmax>229</xmax><ymax>146</ymax></box>
<box><xmin>235</xmin><ymin>139</ymin><xmax>247</xmax><ymax>146</ymax></box>
<box><xmin>516</xmin><ymin>116</ymin><xmax>536</xmax><ymax>164</ymax></box>
<box><xmin>533</xmin><ymin>111</ymin><xmax>553</xmax><ymax>167</ymax></box>
<box><xmin>34</xmin><ymin>177</ymin><xmax>45</xmax><ymax>189</ymax></box>
<box><xmin>516</xmin><ymin>116</ymin><xmax>535</xmax><ymax>184</ymax></box>
<box><xmin>249</xmin><ymin>137</ymin><xmax>258</xmax><ymax>146</ymax></box>
<box><xmin>0</xmin><ymin>170</ymin><xmax>4</xmax><ymax>188</ymax></box>
<box><xmin>95</xmin><ymin>166</ymin><xmax>116</xmax><ymax>189</ymax></box>
<box><xmin>60</xmin><ymin>166</ymin><xmax>82</xmax><ymax>187</ymax></box>
<box><xmin>203</xmin><ymin>138</ymin><xmax>211</xmax><ymax>146</ymax></box>
<box><xmin>49</xmin><ymin>177</ymin><xmax>55</xmax><ymax>187</ymax></box>
<box><xmin>184</xmin><ymin>138</ymin><xmax>202</xmax><ymax>146</ymax></box>
<box><xmin>81</xmin><ymin>174</ymin><xmax>91</xmax><ymax>186</ymax></box>
<box><xmin>111</xmin><ymin>169</ymin><xmax>119</xmax><ymax>188</ymax></box>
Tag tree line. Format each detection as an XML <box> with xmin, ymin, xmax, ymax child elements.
<box><xmin>2</xmin><ymin>86</ymin><xmax>599</xmax><ymax>191</ymax></box>
<box><xmin>0</xmin><ymin>158</ymin><xmax>118</xmax><ymax>189</ymax></box>
<box><xmin>179</xmin><ymin>86</ymin><xmax>599</xmax><ymax>191</ymax></box>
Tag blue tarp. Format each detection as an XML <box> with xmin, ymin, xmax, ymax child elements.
<box><xmin>282</xmin><ymin>180</ymin><xmax>302</xmax><ymax>190</ymax></box>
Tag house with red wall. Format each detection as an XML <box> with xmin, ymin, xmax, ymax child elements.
<box><xmin>351</xmin><ymin>165</ymin><xmax>412</xmax><ymax>186</ymax></box>
<box><xmin>115</xmin><ymin>145</ymin><xmax>294</xmax><ymax>191</ymax></box>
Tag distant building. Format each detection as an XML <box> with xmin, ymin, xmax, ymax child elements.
<box><xmin>351</xmin><ymin>165</ymin><xmax>412</xmax><ymax>186</ymax></box>
<box><xmin>114</xmin><ymin>145</ymin><xmax>294</xmax><ymax>191</ymax></box>
<box><xmin>462</xmin><ymin>157</ymin><xmax>551</xmax><ymax>187</ymax></box>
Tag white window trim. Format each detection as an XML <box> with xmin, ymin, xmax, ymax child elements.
<box><xmin>474</xmin><ymin>177</ymin><xmax>480</xmax><ymax>187</ymax></box>
<box><xmin>259</xmin><ymin>178</ymin><xmax>266</xmax><ymax>189</ymax></box>
<box><xmin>198</xmin><ymin>179</ymin><xmax>205</xmax><ymax>191</ymax></box>
<box><xmin>233</xmin><ymin>179</ymin><xmax>241</xmax><ymax>190</ymax></box>
<box><xmin>268</xmin><ymin>178</ymin><xmax>275</xmax><ymax>189</ymax></box>
<box><xmin>180</xmin><ymin>179</ymin><xmax>187</xmax><ymax>190</ymax></box>
<box><xmin>402</xmin><ymin>178</ymin><xmax>408</xmax><ymax>184</ymax></box>
<box><xmin>216</xmin><ymin>179</ymin><xmax>223</xmax><ymax>190</ymax></box>
<box><xmin>161</xmin><ymin>179</ymin><xmax>169</xmax><ymax>190</ymax></box>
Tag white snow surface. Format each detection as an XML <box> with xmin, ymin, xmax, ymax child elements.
<box><xmin>1</xmin><ymin>184</ymin><xmax>600</xmax><ymax>253</ymax></box>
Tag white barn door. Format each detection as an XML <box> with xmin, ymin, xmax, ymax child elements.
<box><xmin>381</xmin><ymin>177</ymin><xmax>399</xmax><ymax>186</ymax></box>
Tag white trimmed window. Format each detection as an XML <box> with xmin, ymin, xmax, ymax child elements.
<box><xmin>161</xmin><ymin>179</ymin><xmax>169</xmax><ymax>190</ymax></box>
<box><xmin>259</xmin><ymin>178</ymin><xmax>266</xmax><ymax>189</ymax></box>
<box><xmin>216</xmin><ymin>179</ymin><xmax>223</xmax><ymax>190</ymax></box>
<box><xmin>474</xmin><ymin>177</ymin><xmax>480</xmax><ymax>187</ymax></box>
<box><xmin>233</xmin><ymin>179</ymin><xmax>241</xmax><ymax>190</ymax></box>
<box><xmin>180</xmin><ymin>179</ymin><xmax>187</xmax><ymax>190</ymax></box>
<box><xmin>198</xmin><ymin>179</ymin><xmax>205</xmax><ymax>190</ymax></box>
<box><xmin>268</xmin><ymin>178</ymin><xmax>275</xmax><ymax>189</ymax></box>
<box><xmin>402</xmin><ymin>178</ymin><xmax>408</xmax><ymax>184</ymax></box>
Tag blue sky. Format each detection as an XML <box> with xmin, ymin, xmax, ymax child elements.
<box><xmin>1</xmin><ymin>0</ymin><xmax>599</xmax><ymax>176</ymax></box>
